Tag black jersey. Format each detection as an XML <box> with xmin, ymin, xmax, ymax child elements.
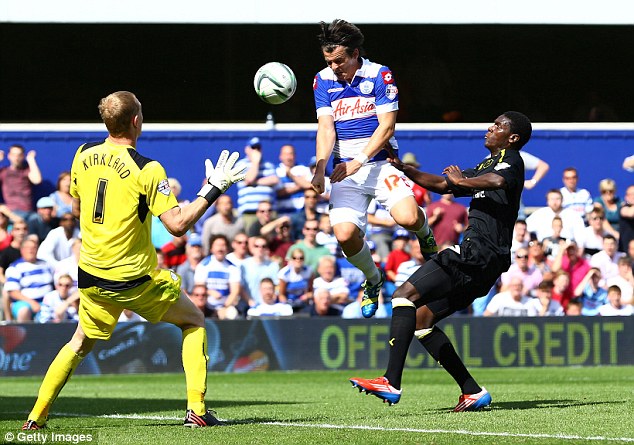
<box><xmin>449</xmin><ymin>148</ymin><xmax>524</xmax><ymax>257</ymax></box>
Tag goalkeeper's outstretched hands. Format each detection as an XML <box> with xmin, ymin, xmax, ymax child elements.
<box><xmin>197</xmin><ymin>150</ymin><xmax>247</xmax><ymax>205</ymax></box>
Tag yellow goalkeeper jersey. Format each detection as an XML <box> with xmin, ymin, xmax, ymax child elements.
<box><xmin>70</xmin><ymin>138</ymin><xmax>178</xmax><ymax>282</ymax></box>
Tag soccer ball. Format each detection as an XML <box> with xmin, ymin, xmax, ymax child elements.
<box><xmin>253</xmin><ymin>62</ymin><xmax>297</xmax><ymax>105</ymax></box>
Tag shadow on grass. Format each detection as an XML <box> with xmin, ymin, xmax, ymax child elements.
<box><xmin>424</xmin><ymin>399</ymin><xmax>624</xmax><ymax>413</ymax></box>
<box><xmin>0</xmin><ymin>397</ymin><xmax>301</xmax><ymax>421</ymax></box>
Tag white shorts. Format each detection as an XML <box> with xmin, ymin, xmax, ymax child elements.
<box><xmin>329</xmin><ymin>160</ymin><xmax>415</xmax><ymax>231</ymax></box>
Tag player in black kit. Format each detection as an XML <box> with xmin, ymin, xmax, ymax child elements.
<box><xmin>350</xmin><ymin>111</ymin><xmax>532</xmax><ymax>411</ymax></box>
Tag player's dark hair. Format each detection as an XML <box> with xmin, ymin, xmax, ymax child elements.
<box><xmin>318</xmin><ymin>19</ymin><xmax>365</xmax><ymax>56</ymax></box>
<box><xmin>502</xmin><ymin>111</ymin><xmax>532</xmax><ymax>149</ymax></box>
<box><xmin>209</xmin><ymin>234</ymin><xmax>229</xmax><ymax>251</ymax></box>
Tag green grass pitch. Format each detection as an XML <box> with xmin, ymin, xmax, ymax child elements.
<box><xmin>1</xmin><ymin>367</ymin><xmax>632</xmax><ymax>444</ymax></box>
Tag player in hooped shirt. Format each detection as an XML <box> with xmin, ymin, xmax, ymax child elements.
<box><xmin>311</xmin><ymin>19</ymin><xmax>437</xmax><ymax>319</ymax></box>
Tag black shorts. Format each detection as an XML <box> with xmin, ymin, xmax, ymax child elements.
<box><xmin>407</xmin><ymin>238</ymin><xmax>510</xmax><ymax>320</ymax></box>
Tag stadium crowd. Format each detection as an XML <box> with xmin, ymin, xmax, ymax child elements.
<box><xmin>1</xmin><ymin>141</ymin><xmax>633</xmax><ymax>323</ymax></box>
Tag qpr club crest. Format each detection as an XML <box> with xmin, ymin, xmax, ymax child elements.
<box><xmin>157</xmin><ymin>179</ymin><xmax>171</xmax><ymax>196</ymax></box>
<box><xmin>359</xmin><ymin>80</ymin><xmax>374</xmax><ymax>95</ymax></box>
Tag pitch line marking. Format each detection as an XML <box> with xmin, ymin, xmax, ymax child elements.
<box><xmin>6</xmin><ymin>411</ymin><xmax>634</xmax><ymax>442</ymax></box>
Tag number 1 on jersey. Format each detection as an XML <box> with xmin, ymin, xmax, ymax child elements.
<box><xmin>93</xmin><ymin>178</ymin><xmax>108</xmax><ymax>224</ymax></box>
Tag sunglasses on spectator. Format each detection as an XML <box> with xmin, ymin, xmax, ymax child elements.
<box><xmin>253</xmin><ymin>243</ymin><xmax>268</xmax><ymax>248</ymax></box>
<box><xmin>292</xmin><ymin>256</ymin><xmax>305</xmax><ymax>260</ymax></box>
<box><xmin>304</xmin><ymin>227</ymin><xmax>319</xmax><ymax>231</ymax></box>
<box><xmin>516</xmin><ymin>254</ymin><xmax>529</xmax><ymax>259</ymax></box>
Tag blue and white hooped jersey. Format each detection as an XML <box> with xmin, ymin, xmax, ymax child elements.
<box><xmin>314</xmin><ymin>57</ymin><xmax>399</xmax><ymax>161</ymax></box>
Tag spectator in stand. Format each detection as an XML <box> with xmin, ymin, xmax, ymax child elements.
<box><xmin>187</xmin><ymin>283</ymin><xmax>217</xmax><ymax>319</ymax></box>
<box><xmin>426</xmin><ymin>193</ymin><xmax>468</xmax><ymax>247</ymax></box>
<box><xmin>366</xmin><ymin>199</ymin><xmax>397</xmax><ymax>262</ymax></box>
<box><xmin>27</xmin><ymin>197</ymin><xmax>59</xmax><ymax>242</ymax></box>
<box><xmin>301</xmin><ymin>287</ymin><xmax>342</xmax><ymax>317</ymax></box>
<box><xmin>48</xmin><ymin>171</ymin><xmax>73</xmax><ymax>217</ymax></box>
<box><xmin>593</xmin><ymin>179</ymin><xmax>622</xmax><ymax>235</ymax></box>
<box><xmin>598</xmin><ymin>285</ymin><xmax>634</xmax><ymax>316</ymax></box>
<box><xmin>0</xmin><ymin>205</ymin><xmax>24</xmax><ymax>251</ymax></box>
<box><xmin>225</xmin><ymin>232</ymin><xmax>250</xmax><ymax>267</ymax></box>
<box><xmin>552</xmin><ymin>269</ymin><xmax>574</xmax><ymax>311</ymax></box>
<box><xmin>589</xmin><ymin>234</ymin><xmax>624</xmax><ymax>283</ymax></box>
<box><xmin>3</xmin><ymin>238</ymin><xmax>54</xmax><ymax>322</ymax></box>
<box><xmin>0</xmin><ymin>144</ymin><xmax>42</xmax><ymax>221</ymax></box>
<box><xmin>510</xmin><ymin>219</ymin><xmax>530</xmax><ymax>259</ymax></box>
<box><xmin>518</xmin><ymin>150</ymin><xmax>550</xmax><ymax>220</ymax></box>
<box><xmin>37</xmin><ymin>212</ymin><xmax>80</xmax><ymax>268</ymax></box>
<box><xmin>606</xmin><ymin>256</ymin><xmax>634</xmax><ymax>305</ymax></box>
<box><xmin>401</xmin><ymin>153</ymin><xmax>431</xmax><ymax>207</ymax></box>
<box><xmin>500</xmin><ymin>247</ymin><xmax>543</xmax><ymax>296</ymax></box>
<box><xmin>528</xmin><ymin>240</ymin><xmax>552</xmax><ymax>279</ymax></box>
<box><xmin>394</xmin><ymin>238</ymin><xmax>424</xmax><ymax>288</ymax></box>
<box><xmin>194</xmin><ymin>234</ymin><xmax>242</xmax><ymax>320</ymax></box>
<box><xmin>574</xmin><ymin>267</ymin><xmax>608</xmax><ymax>316</ymax></box>
<box><xmin>618</xmin><ymin>185</ymin><xmax>634</xmax><ymax>253</ymax></box>
<box><xmin>484</xmin><ymin>277</ymin><xmax>530</xmax><ymax>316</ymax></box>
<box><xmin>560</xmin><ymin>167</ymin><xmax>593</xmax><ymax>222</ymax></box>
<box><xmin>161</xmin><ymin>233</ymin><xmax>188</xmax><ymax>269</ymax></box>
<box><xmin>623</xmin><ymin>155</ymin><xmax>634</xmax><ymax>172</ymax></box>
<box><xmin>526</xmin><ymin>280</ymin><xmax>564</xmax><ymax>316</ymax></box>
<box><xmin>542</xmin><ymin>216</ymin><xmax>567</xmax><ymax>262</ymax></box>
<box><xmin>0</xmin><ymin>220</ymin><xmax>29</xmax><ymax>287</ymax></box>
<box><xmin>312</xmin><ymin>255</ymin><xmax>350</xmax><ymax>305</ymax></box>
<box><xmin>287</xmin><ymin>220</ymin><xmax>330</xmax><ymax>273</ymax></box>
<box><xmin>315</xmin><ymin>213</ymin><xmax>338</xmax><ymax>255</ymax></box>
<box><xmin>201</xmin><ymin>195</ymin><xmax>245</xmax><ymax>254</ymax></box>
<box><xmin>278</xmin><ymin>247</ymin><xmax>314</xmax><ymax>312</ymax></box>
<box><xmin>247</xmin><ymin>200</ymin><xmax>275</xmax><ymax>239</ymax></box>
<box><xmin>38</xmin><ymin>274</ymin><xmax>79</xmax><ymax>323</ymax></box>
<box><xmin>551</xmin><ymin>240</ymin><xmax>591</xmax><ymax>296</ymax></box>
<box><xmin>236</xmin><ymin>137</ymin><xmax>279</xmax><ymax>230</ymax></box>
<box><xmin>526</xmin><ymin>189</ymin><xmax>585</xmax><ymax>243</ymax></box>
<box><xmin>275</xmin><ymin>144</ymin><xmax>311</xmax><ymax>216</ymax></box>
<box><xmin>289</xmin><ymin>189</ymin><xmax>321</xmax><ymax>241</ymax></box>
<box><xmin>383</xmin><ymin>229</ymin><xmax>412</xmax><ymax>298</ymax></box>
<box><xmin>246</xmin><ymin>277</ymin><xmax>293</xmax><ymax>318</ymax></box>
<box><xmin>262</xmin><ymin>218</ymin><xmax>294</xmax><ymax>264</ymax></box>
<box><xmin>240</xmin><ymin>236</ymin><xmax>279</xmax><ymax>307</ymax></box>
<box><xmin>293</xmin><ymin>156</ymin><xmax>331</xmax><ymax>213</ymax></box>
<box><xmin>175</xmin><ymin>233</ymin><xmax>204</xmax><ymax>295</ymax></box>
<box><xmin>581</xmin><ymin>207</ymin><xmax>610</xmax><ymax>257</ymax></box>
<box><xmin>566</xmin><ymin>298</ymin><xmax>583</xmax><ymax>316</ymax></box>
<box><xmin>53</xmin><ymin>237</ymin><xmax>80</xmax><ymax>288</ymax></box>
<box><xmin>521</xmin><ymin>151</ymin><xmax>550</xmax><ymax>191</ymax></box>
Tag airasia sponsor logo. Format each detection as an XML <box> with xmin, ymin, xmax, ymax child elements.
<box><xmin>0</xmin><ymin>348</ymin><xmax>36</xmax><ymax>372</ymax></box>
<box><xmin>332</xmin><ymin>97</ymin><xmax>376</xmax><ymax>121</ymax></box>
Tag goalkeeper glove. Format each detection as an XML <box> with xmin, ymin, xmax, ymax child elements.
<box><xmin>197</xmin><ymin>150</ymin><xmax>247</xmax><ymax>205</ymax></box>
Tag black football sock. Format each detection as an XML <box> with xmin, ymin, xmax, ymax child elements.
<box><xmin>383</xmin><ymin>306</ymin><xmax>416</xmax><ymax>390</ymax></box>
<box><xmin>417</xmin><ymin>326</ymin><xmax>481</xmax><ymax>395</ymax></box>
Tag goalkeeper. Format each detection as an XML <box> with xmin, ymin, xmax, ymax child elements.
<box><xmin>22</xmin><ymin>91</ymin><xmax>246</xmax><ymax>430</ymax></box>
